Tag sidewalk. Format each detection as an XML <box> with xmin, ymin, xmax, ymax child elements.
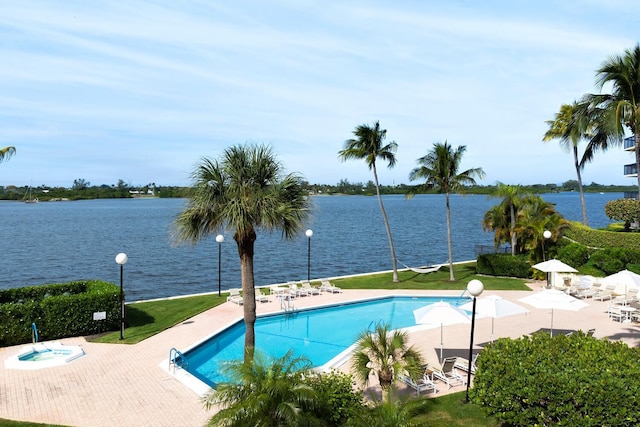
<box><xmin>1</xmin><ymin>286</ymin><xmax>638</xmax><ymax>426</ymax></box>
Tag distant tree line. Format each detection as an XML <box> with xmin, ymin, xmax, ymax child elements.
<box><xmin>0</xmin><ymin>179</ymin><xmax>634</xmax><ymax>201</ymax></box>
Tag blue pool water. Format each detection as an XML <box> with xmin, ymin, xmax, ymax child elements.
<box><xmin>186</xmin><ymin>296</ymin><xmax>467</xmax><ymax>387</ymax></box>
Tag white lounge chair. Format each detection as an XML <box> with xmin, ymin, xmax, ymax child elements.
<box><xmin>320</xmin><ymin>280</ymin><xmax>342</xmax><ymax>293</ymax></box>
<box><xmin>289</xmin><ymin>282</ymin><xmax>309</xmax><ymax>297</ymax></box>
<box><xmin>255</xmin><ymin>288</ymin><xmax>270</xmax><ymax>303</ymax></box>
<box><xmin>614</xmin><ymin>288</ymin><xmax>639</xmax><ymax>305</ymax></box>
<box><xmin>593</xmin><ymin>284</ymin><xmax>616</xmax><ymax>301</ymax></box>
<box><xmin>429</xmin><ymin>357</ymin><xmax>466</xmax><ymax>389</ymax></box>
<box><xmin>269</xmin><ymin>284</ymin><xmax>288</xmax><ymax>295</ymax></box>
<box><xmin>453</xmin><ymin>353</ymin><xmax>479</xmax><ymax>375</ymax></box>
<box><xmin>226</xmin><ymin>288</ymin><xmax>243</xmax><ymax>305</ymax></box>
<box><xmin>576</xmin><ymin>281</ymin><xmax>601</xmax><ymax>299</ymax></box>
<box><xmin>398</xmin><ymin>370</ymin><xmax>437</xmax><ymax>396</ymax></box>
<box><xmin>301</xmin><ymin>280</ymin><xmax>321</xmax><ymax>295</ymax></box>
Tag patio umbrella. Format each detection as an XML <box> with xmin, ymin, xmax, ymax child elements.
<box><xmin>518</xmin><ymin>289</ymin><xmax>588</xmax><ymax>336</ymax></box>
<box><xmin>601</xmin><ymin>269</ymin><xmax>640</xmax><ymax>296</ymax></box>
<box><xmin>413</xmin><ymin>301</ymin><xmax>470</xmax><ymax>361</ymax></box>
<box><xmin>459</xmin><ymin>295</ymin><xmax>529</xmax><ymax>342</ymax></box>
<box><xmin>533</xmin><ymin>259</ymin><xmax>578</xmax><ymax>287</ymax></box>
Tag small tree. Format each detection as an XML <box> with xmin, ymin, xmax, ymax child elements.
<box><xmin>605</xmin><ymin>198</ymin><xmax>640</xmax><ymax>231</ymax></box>
<box><xmin>471</xmin><ymin>331</ymin><xmax>640</xmax><ymax>426</ymax></box>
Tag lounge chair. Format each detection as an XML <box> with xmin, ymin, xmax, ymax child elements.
<box><xmin>319</xmin><ymin>280</ymin><xmax>342</xmax><ymax>293</ymax></box>
<box><xmin>593</xmin><ymin>284</ymin><xmax>616</xmax><ymax>301</ymax></box>
<box><xmin>614</xmin><ymin>288</ymin><xmax>639</xmax><ymax>305</ymax></box>
<box><xmin>269</xmin><ymin>284</ymin><xmax>289</xmax><ymax>295</ymax></box>
<box><xmin>429</xmin><ymin>357</ymin><xmax>466</xmax><ymax>389</ymax></box>
<box><xmin>255</xmin><ymin>288</ymin><xmax>270</xmax><ymax>303</ymax></box>
<box><xmin>453</xmin><ymin>353</ymin><xmax>479</xmax><ymax>375</ymax></box>
<box><xmin>575</xmin><ymin>277</ymin><xmax>598</xmax><ymax>299</ymax></box>
<box><xmin>398</xmin><ymin>370</ymin><xmax>437</xmax><ymax>396</ymax></box>
<box><xmin>289</xmin><ymin>282</ymin><xmax>309</xmax><ymax>297</ymax></box>
<box><xmin>226</xmin><ymin>288</ymin><xmax>243</xmax><ymax>305</ymax></box>
<box><xmin>301</xmin><ymin>280</ymin><xmax>321</xmax><ymax>295</ymax></box>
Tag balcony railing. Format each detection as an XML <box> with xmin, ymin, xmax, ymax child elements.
<box><xmin>624</xmin><ymin>136</ymin><xmax>636</xmax><ymax>150</ymax></box>
<box><xmin>624</xmin><ymin>163</ymin><xmax>638</xmax><ymax>176</ymax></box>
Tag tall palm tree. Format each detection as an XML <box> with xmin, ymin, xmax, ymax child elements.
<box><xmin>409</xmin><ymin>142</ymin><xmax>485</xmax><ymax>281</ymax></box>
<box><xmin>491</xmin><ymin>182</ymin><xmax>525</xmax><ymax>255</ymax></box>
<box><xmin>351</xmin><ymin>322</ymin><xmax>424</xmax><ymax>403</ymax></box>
<box><xmin>580</xmin><ymin>44</ymin><xmax>640</xmax><ymax>200</ymax></box>
<box><xmin>515</xmin><ymin>195</ymin><xmax>570</xmax><ymax>263</ymax></box>
<box><xmin>543</xmin><ymin>103</ymin><xmax>591</xmax><ymax>225</ymax></box>
<box><xmin>173</xmin><ymin>144</ymin><xmax>310</xmax><ymax>362</ymax></box>
<box><xmin>0</xmin><ymin>146</ymin><xmax>16</xmax><ymax>164</ymax></box>
<box><xmin>203</xmin><ymin>350</ymin><xmax>321</xmax><ymax>426</ymax></box>
<box><xmin>339</xmin><ymin>121</ymin><xmax>400</xmax><ymax>282</ymax></box>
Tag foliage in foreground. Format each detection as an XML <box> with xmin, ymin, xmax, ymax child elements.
<box><xmin>471</xmin><ymin>331</ymin><xmax>640</xmax><ymax>426</ymax></box>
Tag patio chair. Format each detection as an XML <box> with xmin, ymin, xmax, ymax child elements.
<box><xmin>289</xmin><ymin>282</ymin><xmax>309</xmax><ymax>297</ymax></box>
<box><xmin>319</xmin><ymin>280</ymin><xmax>342</xmax><ymax>293</ymax></box>
<box><xmin>453</xmin><ymin>353</ymin><xmax>479</xmax><ymax>375</ymax></box>
<box><xmin>430</xmin><ymin>357</ymin><xmax>466</xmax><ymax>389</ymax></box>
<box><xmin>301</xmin><ymin>280</ymin><xmax>321</xmax><ymax>295</ymax></box>
<box><xmin>614</xmin><ymin>288</ymin><xmax>639</xmax><ymax>305</ymax></box>
<box><xmin>226</xmin><ymin>288</ymin><xmax>243</xmax><ymax>305</ymax></box>
<box><xmin>269</xmin><ymin>284</ymin><xmax>289</xmax><ymax>295</ymax></box>
<box><xmin>575</xmin><ymin>278</ymin><xmax>599</xmax><ymax>299</ymax></box>
<box><xmin>255</xmin><ymin>288</ymin><xmax>270</xmax><ymax>303</ymax></box>
<box><xmin>398</xmin><ymin>370</ymin><xmax>437</xmax><ymax>396</ymax></box>
<box><xmin>593</xmin><ymin>284</ymin><xmax>616</xmax><ymax>301</ymax></box>
<box><xmin>607</xmin><ymin>304</ymin><xmax>624</xmax><ymax>322</ymax></box>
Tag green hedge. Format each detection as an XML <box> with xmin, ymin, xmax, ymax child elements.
<box><xmin>476</xmin><ymin>253</ymin><xmax>531</xmax><ymax>278</ymax></box>
<box><xmin>471</xmin><ymin>331</ymin><xmax>640</xmax><ymax>426</ymax></box>
<box><xmin>564</xmin><ymin>221</ymin><xmax>640</xmax><ymax>250</ymax></box>
<box><xmin>0</xmin><ymin>280</ymin><xmax>120</xmax><ymax>346</ymax></box>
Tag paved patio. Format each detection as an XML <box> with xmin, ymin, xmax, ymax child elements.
<box><xmin>1</xmin><ymin>283</ymin><xmax>638</xmax><ymax>426</ymax></box>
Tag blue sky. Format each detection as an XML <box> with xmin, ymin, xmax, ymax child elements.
<box><xmin>1</xmin><ymin>1</ymin><xmax>638</xmax><ymax>188</ymax></box>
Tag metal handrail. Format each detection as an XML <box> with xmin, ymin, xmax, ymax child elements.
<box><xmin>169</xmin><ymin>347</ymin><xmax>189</xmax><ymax>372</ymax></box>
<box><xmin>31</xmin><ymin>323</ymin><xmax>38</xmax><ymax>343</ymax></box>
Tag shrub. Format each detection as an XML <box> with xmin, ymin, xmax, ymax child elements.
<box><xmin>604</xmin><ymin>198</ymin><xmax>640</xmax><ymax>230</ymax></box>
<box><xmin>471</xmin><ymin>331</ymin><xmax>640</xmax><ymax>426</ymax></box>
<box><xmin>556</xmin><ymin>242</ymin><xmax>590</xmax><ymax>268</ymax></box>
<box><xmin>476</xmin><ymin>253</ymin><xmax>531</xmax><ymax>278</ymax></box>
<box><xmin>564</xmin><ymin>221</ymin><xmax>640</xmax><ymax>250</ymax></box>
<box><xmin>306</xmin><ymin>370</ymin><xmax>364</xmax><ymax>425</ymax></box>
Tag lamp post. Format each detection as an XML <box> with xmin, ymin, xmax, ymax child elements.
<box><xmin>115</xmin><ymin>252</ymin><xmax>128</xmax><ymax>340</ymax></box>
<box><xmin>542</xmin><ymin>229</ymin><xmax>551</xmax><ymax>261</ymax></box>
<box><xmin>466</xmin><ymin>279</ymin><xmax>484</xmax><ymax>402</ymax></box>
<box><xmin>216</xmin><ymin>234</ymin><xmax>224</xmax><ymax>296</ymax></box>
<box><xmin>305</xmin><ymin>229</ymin><xmax>313</xmax><ymax>282</ymax></box>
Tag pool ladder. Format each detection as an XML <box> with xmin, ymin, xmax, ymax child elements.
<box><xmin>280</xmin><ymin>294</ymin><xmax>295</xmax><ymax>312</ymax></box>
<box><xmin>169</xmin><ymin>348</ymin><xmax>189</xmax><ymax>372</ymax></box>
<box><xmin>32</xmin><ymin>323</ymin><xmax>38</xmax><ymax>343</ymax></box>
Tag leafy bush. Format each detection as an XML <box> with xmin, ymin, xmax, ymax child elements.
<box><xmin>605</xmin><ymin>198</ymin><xmax>640</xmax><ymax>230</ymax></box>
<box><xmin>471</xmin><ymin>331</ymin><xmax>640</xmax><ymax>426</ymax></box>
<box><xmin>588</xmin><ymin>247</ymin><xmax>640</xmax><ymax>275</ymax></box>
<box><xmin>0</xmin><ymin>280</ymin><xmax>119</xmax><ymax>346</ymax></box>
<box><xmin>306</xmin><ymin>370</ymin><xmax>364</xmax><ymax>425</ymax></box>
<box><xmin>476</xmin><ymin>253</ymin><xmax>531</xmax><ymax>278</ymax></box>
<box><xmin>564</xmin><ymin>221</ymin><xmax>640</xmax><ymax>250</ymax></box>
<box><xmin>556</xmin><ymin>242</ymin><xmax>590</xmax><ymax>268</ymax></box>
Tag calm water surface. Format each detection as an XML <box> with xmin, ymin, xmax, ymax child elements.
<box><xmin>0</xmin><ymin>192</ymin><xmax>621</xmax><ymax>301</ymax></box>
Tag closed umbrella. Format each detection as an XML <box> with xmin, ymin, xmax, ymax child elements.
<box><xmin>518</xmin><ymin>289</ymin><xmax>588</xmax><ymax>336</ymax></box>
<box><xmin>413</xmin><ymin>301</ymin><xmax>470</xmax><ymax>361</ymax></box>
<box><xmin>601</xmin><ymin>270</ymin><xmax>640</xmax><ymax>296</ymax></box>
<box><xmin>460</xmin><ymin>295</ymin><xmax>529</xmax><ymax>342</ymax></box>
<box><xmin>533</xmin><ymin>259</ymin><xmax>578</xmax><ymax>288</ymax></box>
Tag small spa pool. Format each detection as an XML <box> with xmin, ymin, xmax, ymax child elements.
<box><xmin>182</xmin><ymin>295</ymin><xmax>467</xmax><ymax>388</ymax></box>
<box><xmin>5</xmin><ymin>342</ymin><xmax>85</xmax><ymax>370</ymax></box>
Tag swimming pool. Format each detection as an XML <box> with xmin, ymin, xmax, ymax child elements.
<box><xmin>185</xmin><ymin>295</ymin><xmax>467</xmax><ymax>387</ymax></box>
<box><xmin>5</xmin><ymin>342</ymin><xmax>85</xmax><ymax>370</ymax></box>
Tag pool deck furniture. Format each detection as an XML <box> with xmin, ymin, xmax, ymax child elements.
<box><xmin>319</xmin><ymin>280</ymin><xmax>342</xmax><ymax>293</ymax></box>
<box><xmin>429</xmin><ymin>357</ymin><xmax>466</xmax><ymax>389</ymax></box>
<box><xmin>3</xmin><ymin>284</ymin><xmax>640</xmax><ymax>427</ymax></box>
<box><xmin>398</xmin><ymin>370</ymin><xmax>437</xmax><ymax>396</ymax></box>
<box><xmin>226</xmin><ymin>288</ymin><xmax>243</xmax><ymax>305</ymax></box>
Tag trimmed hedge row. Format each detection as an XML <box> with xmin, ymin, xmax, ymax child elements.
<box><xmin>0</xmin><ymin>280</ymin><xmax>120</xmax><ymax>346</ymax></box>
<box><xmin>564</xmin><ymin>221</ymin><xmax>640</xmax><ymax>250</ymax></box>
<box><xmin>476</xmin><ymin>253</ymin><xmax>531</xmax><ymax>278</ymax></box>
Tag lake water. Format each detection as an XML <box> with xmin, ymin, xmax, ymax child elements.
<box><xmin>0</xmin><ymin>192</ymin><xmax>621</xmax><ymax>301</ymax></box>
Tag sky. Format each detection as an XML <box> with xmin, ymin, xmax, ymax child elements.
<box><xmin>1</xmin><ymin>1</ymin><xmax>639</xmax><ymax>188</ymax></box>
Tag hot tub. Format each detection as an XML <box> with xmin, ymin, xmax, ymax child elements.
<box><xmin>5</xmin><ymin>342</ymin><xmax>85</xmax><ymax>370</ymax></box>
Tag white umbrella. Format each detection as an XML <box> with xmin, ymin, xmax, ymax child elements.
<box><xmin>533</xmin><ymin>259</ymin><xmax>578</xmax><ymax>287</ymax></box>
<box><xmin>518</xmin><ymin>289</ymin><xmax>588</xmax><ymax>336</ymax></box>
<box><xmin>459</xmin><ymin>295</ymin><xmax>529</xmax><ymax>342</ymax></box>
<box><xmin>413</xmin><ymin>301</ymin><xmax>470</xmax><ymax>361</ymax></box>
<box><xmin>601</xmin><ymin>270</ymin><xmax>640</xmax><ymax>296</ymax></box>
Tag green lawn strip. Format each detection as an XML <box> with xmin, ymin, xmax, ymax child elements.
<box><xmin>88</xmin><ymin>293</ymin><xmax>226</xmax><ymax>344</ymax></box>
<box><xmin>416</xmin><ymin>391</ymin><xmax>500</xmax><ymax>427</ymax></box>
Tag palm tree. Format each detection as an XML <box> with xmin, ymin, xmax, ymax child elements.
<box><xmin>351</xmin><ymin>394</ymin><xmax>431</xmax><ymax>427</ymax></box>
<box><xmin>0</xmin><ymin>146</ymin><xmax>16</xmax><ymax>164</ymax></box>
<box><xmin>409</xmin><ymin>142</ymin><xmax>485</xmax><ymax>281</ymax></box>
<box><xmin>491</xmin><ymin>182</ymin><xmax>525</xmax><ymax>255</ymax></box>
<box><xmin>351</xmin><ymin>322</ymin><xmax>424</xmax><ymax>403</ymax></box>
<box><xmin>543</xmin><ymin>103</ymin><xmax>591</xmax><ymax>225</ymax></box>
<box><xmin>173</xmin><ymin>144</ymin><xmax>310</xmax><ymax>362</ymax></box>
<box><xmin>580</xmin><ymin>44</ymin><xmax>640</xmax><ymax>200</ymax></box>
<box><xmin>339</xmin><ymin>121</ymin><xmax>400</xmax><ymax>282</ymax></box>
<box><xmin>515</xmin><ymin>195</ymin><xmax>570</xmax><ymax>263</ymax></box>
<box><xmin>203</xmin><ymin>350</ymin><xmax>321</xmax><ymax>426</ymax></box>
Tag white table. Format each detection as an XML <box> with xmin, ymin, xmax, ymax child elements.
<box><xmin>620</xmin><ymin>306</ymin><xmax>636</xmax><ymax>323</ymax></box>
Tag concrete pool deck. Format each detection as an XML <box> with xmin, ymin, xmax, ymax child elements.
<box><xmin>1</xmin><ymin>284</ymin><xmax>639</xmax><ymax>426</ymax></box>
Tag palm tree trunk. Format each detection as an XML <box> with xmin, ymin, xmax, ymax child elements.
<box><xmin>445</xmin><ymin>192</ymin><xmax>455</xmax><ymax>281</ymax></box>
<box><xmin>236</xmin><ymin>231</ymin><xmax>257</xmax><ymax>364</ymax></box>
<box><xmin>573</xmin><ymin>145</ymin><xmax>588</xmax><ymax>225</ymax></box>
<box><xmin>372</xmin><ymin>164</ymin><xmax>399</xmax><ymax>283</ymax></box>
<box><xmin>509</xmin><ymin>204</ymin><xmax>516</xmax><ymax>256</ymax></box>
